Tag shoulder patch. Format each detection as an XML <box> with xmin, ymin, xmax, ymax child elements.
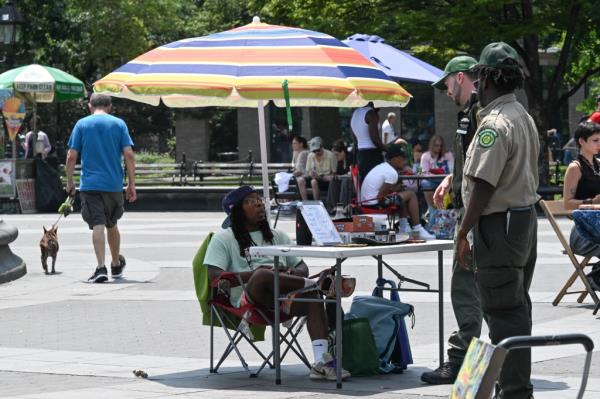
<box><xmin>478</xmin><ymin>128</ymin><xmax>497</xmax><ymax>148</ymax></box>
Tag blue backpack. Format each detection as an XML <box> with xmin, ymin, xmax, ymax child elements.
<box><xmin>347</xmin><ymin>278</ymin><xmax>414</xmax><ymax>373</ymax></box>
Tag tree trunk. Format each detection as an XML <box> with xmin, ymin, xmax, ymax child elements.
<box><xmin>530</xmin><ymin>105</ymin><xmax>550</xmax><ymax>186</ymax></box>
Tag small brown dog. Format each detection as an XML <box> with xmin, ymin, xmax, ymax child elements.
<box><xmin>40</xmin><ymin>226</ymin><xmax>59</xmax><ymax>274</ymax></box>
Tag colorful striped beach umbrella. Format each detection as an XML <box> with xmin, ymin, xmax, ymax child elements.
<box><xmin>94</xmin><ymin>17</ymin><xmax>412</xmax><ymax>214</ymax></box>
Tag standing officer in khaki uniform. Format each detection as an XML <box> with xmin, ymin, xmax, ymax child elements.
<box><xmin>421</xmin><ymin>56</ymin><xmax>482</xmax><ymax>385</ymax></box>
<box><xmin>457</xmin><ymin>42</ymin><xmax>539</xmax><ymax>399</ymax></box>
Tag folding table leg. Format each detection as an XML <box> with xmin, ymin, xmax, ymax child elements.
<box><xmin>273</xmin><ymin>256</ymin><xmax>281</xmax><ymax>385</ymax></box>
<box><xmin>335</xmin><ymin>257</ymin><xmax>343</xmax><ymax>389</ymax></box>
<box><xmin>210</xmin><ymin>305</ymin><xmax>214</xmax><ymax>372</ymax></box>
<box><xmin>438</xmin><ymin>250</ymin><xmax>444</xmax><ymax>367</ymax></box>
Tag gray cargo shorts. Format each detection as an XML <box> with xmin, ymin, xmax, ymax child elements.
<box><xmin>80</xmin><ymin>191</ymin><xmax>124</xmax><ymax>230</ymax></box>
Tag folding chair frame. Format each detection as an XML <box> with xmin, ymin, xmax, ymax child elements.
<box><xmin>271</xmin><ymin>179</ymin><xmax>299</xmax><ymax>229</ymax></box>
<box><xmin>539</xmin><ymin>200</ymin><xmax>599</xmax><ymax>307</ymax></box>
<box><xmin>208</xmin><ymin>274</ymin><xmax>311</xmax><ymax>377</ymax></box>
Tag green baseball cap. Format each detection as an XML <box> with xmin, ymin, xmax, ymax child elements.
<box><xmin>474</xmin><ymin>42</ymin><xmax>521</xmax><ymax>69</ymax></box>
<box><xmin>432</xmin><ymin>56</ymin><xmax>478</xmax><ymax>90</ymax></box>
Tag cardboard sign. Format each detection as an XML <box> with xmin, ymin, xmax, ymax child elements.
<box><xmin>0</xmin><ymin>160</ymin><xmax>15</xmax><ymax>197</ymax></box>
<box><xmin>297</xmin><ymin>201</ymin><xmax>342</xmax><ymax>246</ymax></box>
<box><xmin>333</xmin><ymin>215</ymin><xmax>375</xmax><ymax>232</ymax></box>
<box><xmin>450</xmin><ymin>338</ymin><xmax>507</xmax><ymax>399</ymax></box>
<box><xmin>16</xmin><ymin>179</ymin><xmax>36</xmax><ymax>213</ymax></box>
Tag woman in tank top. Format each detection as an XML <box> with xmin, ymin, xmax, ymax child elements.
<box><xmin>563</xmin><ymin>121</ymin><xmax>600</xmax><ymax>289</ymax></box>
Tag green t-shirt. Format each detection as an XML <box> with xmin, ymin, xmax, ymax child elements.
<box><xmin>203</xmin><ymin>228</ymin><xmax>302</xmax><ymax>307</ymax></box>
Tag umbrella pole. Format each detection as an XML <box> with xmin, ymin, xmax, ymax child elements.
<box><xmin>257</xmin><ymin>100</ymin><xmax>271</xmax><ymax>224</ymax></box>
<box><xmin>33</xmin><ymin>95</ymin><xmax>38</xmax><ymax>156</ymax></box>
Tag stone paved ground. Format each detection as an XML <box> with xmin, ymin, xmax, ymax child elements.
<box><xmin>0</xmin><ymin>211</ymin><xmax>598</xmax><ymax>398</ymax></box>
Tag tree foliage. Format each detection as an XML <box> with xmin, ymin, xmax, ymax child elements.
<box><xmin>253</xmin><ymin>0</ymin><xmax>600</xmax><ymax>182</ymax></box>
<box><xmin>8</xmin><ymin>0</ymin><xmax>599</xmax><ymax>173</ymax></box>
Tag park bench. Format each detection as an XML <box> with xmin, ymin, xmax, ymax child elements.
<box><xmin>133</xmin><ymin>162</ymin><xmax>187</xmax><ymax>186</ymax></box>
<box><xmin>68</xmin><ymin>160</ymin><xmax>187</xmax><ymax>186</ymax></box>
<box><xmin>191</xmin><ymin>159</ymin><xmax>292</xmax><ymax>186</ymax></box>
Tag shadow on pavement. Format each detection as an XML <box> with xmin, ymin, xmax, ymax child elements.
<box><xmin>149</xmin><ymin>365</ymin><xmax>442</xmax><ymax>396</ymax></box>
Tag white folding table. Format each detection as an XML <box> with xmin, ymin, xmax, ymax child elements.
<box><xmin>248</xmin><ymin>240</ymin><xmax>454</xmax><ymax>388</ymax></box>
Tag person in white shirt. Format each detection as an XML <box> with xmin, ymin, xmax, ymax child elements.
<box><xmin>360</xmin><ymin>143</ymin><xmax>435</xmax><ymax>240</ymax></box>
<box><xmin>351</xmin><ymin>103</ymin><xmax>386</xmax><ymax>183</ymax></box>
<box><xmin>381</xmin><ymin>112</ymin><xmax>397</xmax><ymax>144</ymax></box>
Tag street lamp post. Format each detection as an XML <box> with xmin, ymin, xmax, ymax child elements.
<box><xmin>0</xmin><ymin>0</ymin><xmax>24</xmax><ymax>66</ymax></box>
<box><xmin>0</xmin><ymin>0</ymin><xmax>25</xmax><ymax>284</ymax></box>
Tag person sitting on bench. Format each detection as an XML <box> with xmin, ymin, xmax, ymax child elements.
<box><xmin>204</xmin><ymin>185</ymin><xmax>351</xmax><ymax>380</ymax></box>
<box><xmin>297</xmin><ymin>137</ymin><xmax>336</xmax><ymax>201</ymax></box>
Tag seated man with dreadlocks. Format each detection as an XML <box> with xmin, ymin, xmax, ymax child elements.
<box><xmin>204</xmin><ymin>185</ymin><xmax>350</xmax><ymax>381</ymax></box>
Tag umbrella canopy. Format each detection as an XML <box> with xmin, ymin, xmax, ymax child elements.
<box><xmin>94</xmin><ymin>17</ymin><xmax>412</xmax><ymax>219</ymax></box>
<box><xmin>0</xmin><ymin>64</ymin><xmax>85</xmax><ymax>103</ymax></box>
<box><xmin>94</xmin><ymin>18</ymin><xmax>411</xmax><ymax>108</ymax></box>
<box><xmin>343</xmin><ymin>34</ymin><xmax>443</xmax><ymax>84</ymax></box>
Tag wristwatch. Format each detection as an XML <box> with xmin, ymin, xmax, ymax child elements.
<box><xmin>583</xmin><ymin>198</ymin><xmax>593</xmax><ymax>204</ymax></box>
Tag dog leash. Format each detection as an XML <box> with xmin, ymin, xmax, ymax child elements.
<box><xmin>52</xmin><ymin>195</ymin><xmax>74</xmax><ymax>229</ymax></box>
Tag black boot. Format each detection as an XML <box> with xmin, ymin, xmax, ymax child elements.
<box><xmin>420</xmin><ymin>361</ymin><xmax>461</xmax><ymax>384</ymax></box>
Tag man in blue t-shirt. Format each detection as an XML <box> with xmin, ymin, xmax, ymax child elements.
<box><xmin>66</xmin><ymin>93</ymin><xmax>136</xmax><ymax>283</ymax></box>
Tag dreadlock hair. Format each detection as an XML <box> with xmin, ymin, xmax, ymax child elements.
<box><xmin>476</xmin><ymin>59</ymin><xmax>524</xmax><ymax>94</ymax></box>
<box><xmin>230</xmin><ymin>202</ymin><xmax>274</xmax><ymax>257</ymax></box>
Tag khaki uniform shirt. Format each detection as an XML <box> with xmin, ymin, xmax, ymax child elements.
<box><xmin>306</xmin><ymin>149</ymin><xmax>336</xmax><ymax>176</ymax></box>
<box><xmin>462</xmin><ymin>93</ymin><xmax>540</xmax><ymax>215</ymax></box>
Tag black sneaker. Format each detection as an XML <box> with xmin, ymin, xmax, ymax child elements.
<box><xmin>88</xmin><ymin>266</ymin><xmax>108</xmax><ymax>283</ymax></box>
<box><xmin>111</xmin><ymin>255</ymin><xmax>126</xmax><ymax>279</ymax></box>
<box><xmin>420</xmin><ymin>361</ymin><xmax>461</xmax><ymax>384</ymax></box>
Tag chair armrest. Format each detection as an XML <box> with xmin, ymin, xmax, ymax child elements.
<box><xmin>210</xmin><ymin>271</ymin><xmax>237</xmax><ymax>287</ymax></box>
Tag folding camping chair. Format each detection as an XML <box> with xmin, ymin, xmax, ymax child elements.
<box><xmin>539</xmin><ymin>200</ymin><xmax>600</xmax><ymax>307</ymax></box>
<box><xmin>192</xmin><ymin>233</ymin><xmax>311</xmax><ymax>377</ymax></box>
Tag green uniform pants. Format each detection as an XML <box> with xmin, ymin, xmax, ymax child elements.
<box><xmin>474</xmin><ymin>206</ymin><xmax>537</xmax><ymax>399</ymax></box>
<box><xmin>448</xmin><ymin>208</ymin><xmax>483</xmax><ymax>365</ymax></box>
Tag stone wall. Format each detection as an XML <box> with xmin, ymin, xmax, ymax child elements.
<box><xmin>174</xmin><ymin>114</ymin><xmax>209</xmax><ymax>168</ymax></box>
<box><xmin>237</xmin><ymin>107</ymin><xmax>269</xmax><ymax>162</ymax></box>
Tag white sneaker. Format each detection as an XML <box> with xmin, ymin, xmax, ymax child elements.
<box><xmin>398</xmin><ymin>218</ymin><xmax>412</xmax><ymax>233</ymax></box>
<box><xmin>414</xmin><ymin>225</ymin><xmax>436</xmax><ymax>241</ymax></box>
<box><xmin>309</xmin><ymin>353</ymin><xmax>351</xmax><ymax>381</ymax></box>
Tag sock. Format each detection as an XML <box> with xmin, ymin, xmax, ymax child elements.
<box><xmin>304</xmin><ymin>278</ymin><xmax>314</xmax><ymax>287</ymax></box>
<box><xmin>312</xmin><ymin>339</ymin><xmax>328</xmax><ymax>364</ymax></box>
<box><xmin>413</xmin><ymin>224</ymin><xmax>422</xmax><ymax>230</ymax></box>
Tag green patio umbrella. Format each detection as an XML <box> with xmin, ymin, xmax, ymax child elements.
<box><xmin>0</xmin><ymin>64</ymin><xmax>85</xmax><ymax>158</ymax></box>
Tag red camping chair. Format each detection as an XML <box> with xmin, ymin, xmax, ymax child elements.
<box><xmin>208</xmin><ymin>272</ymin><xmax>311</xmax><ymax>377</ymax></box>
<box><xmin>349</xmin><ymin>164</ymin><xmax>400</xmax><ymax>229</ymax></box>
